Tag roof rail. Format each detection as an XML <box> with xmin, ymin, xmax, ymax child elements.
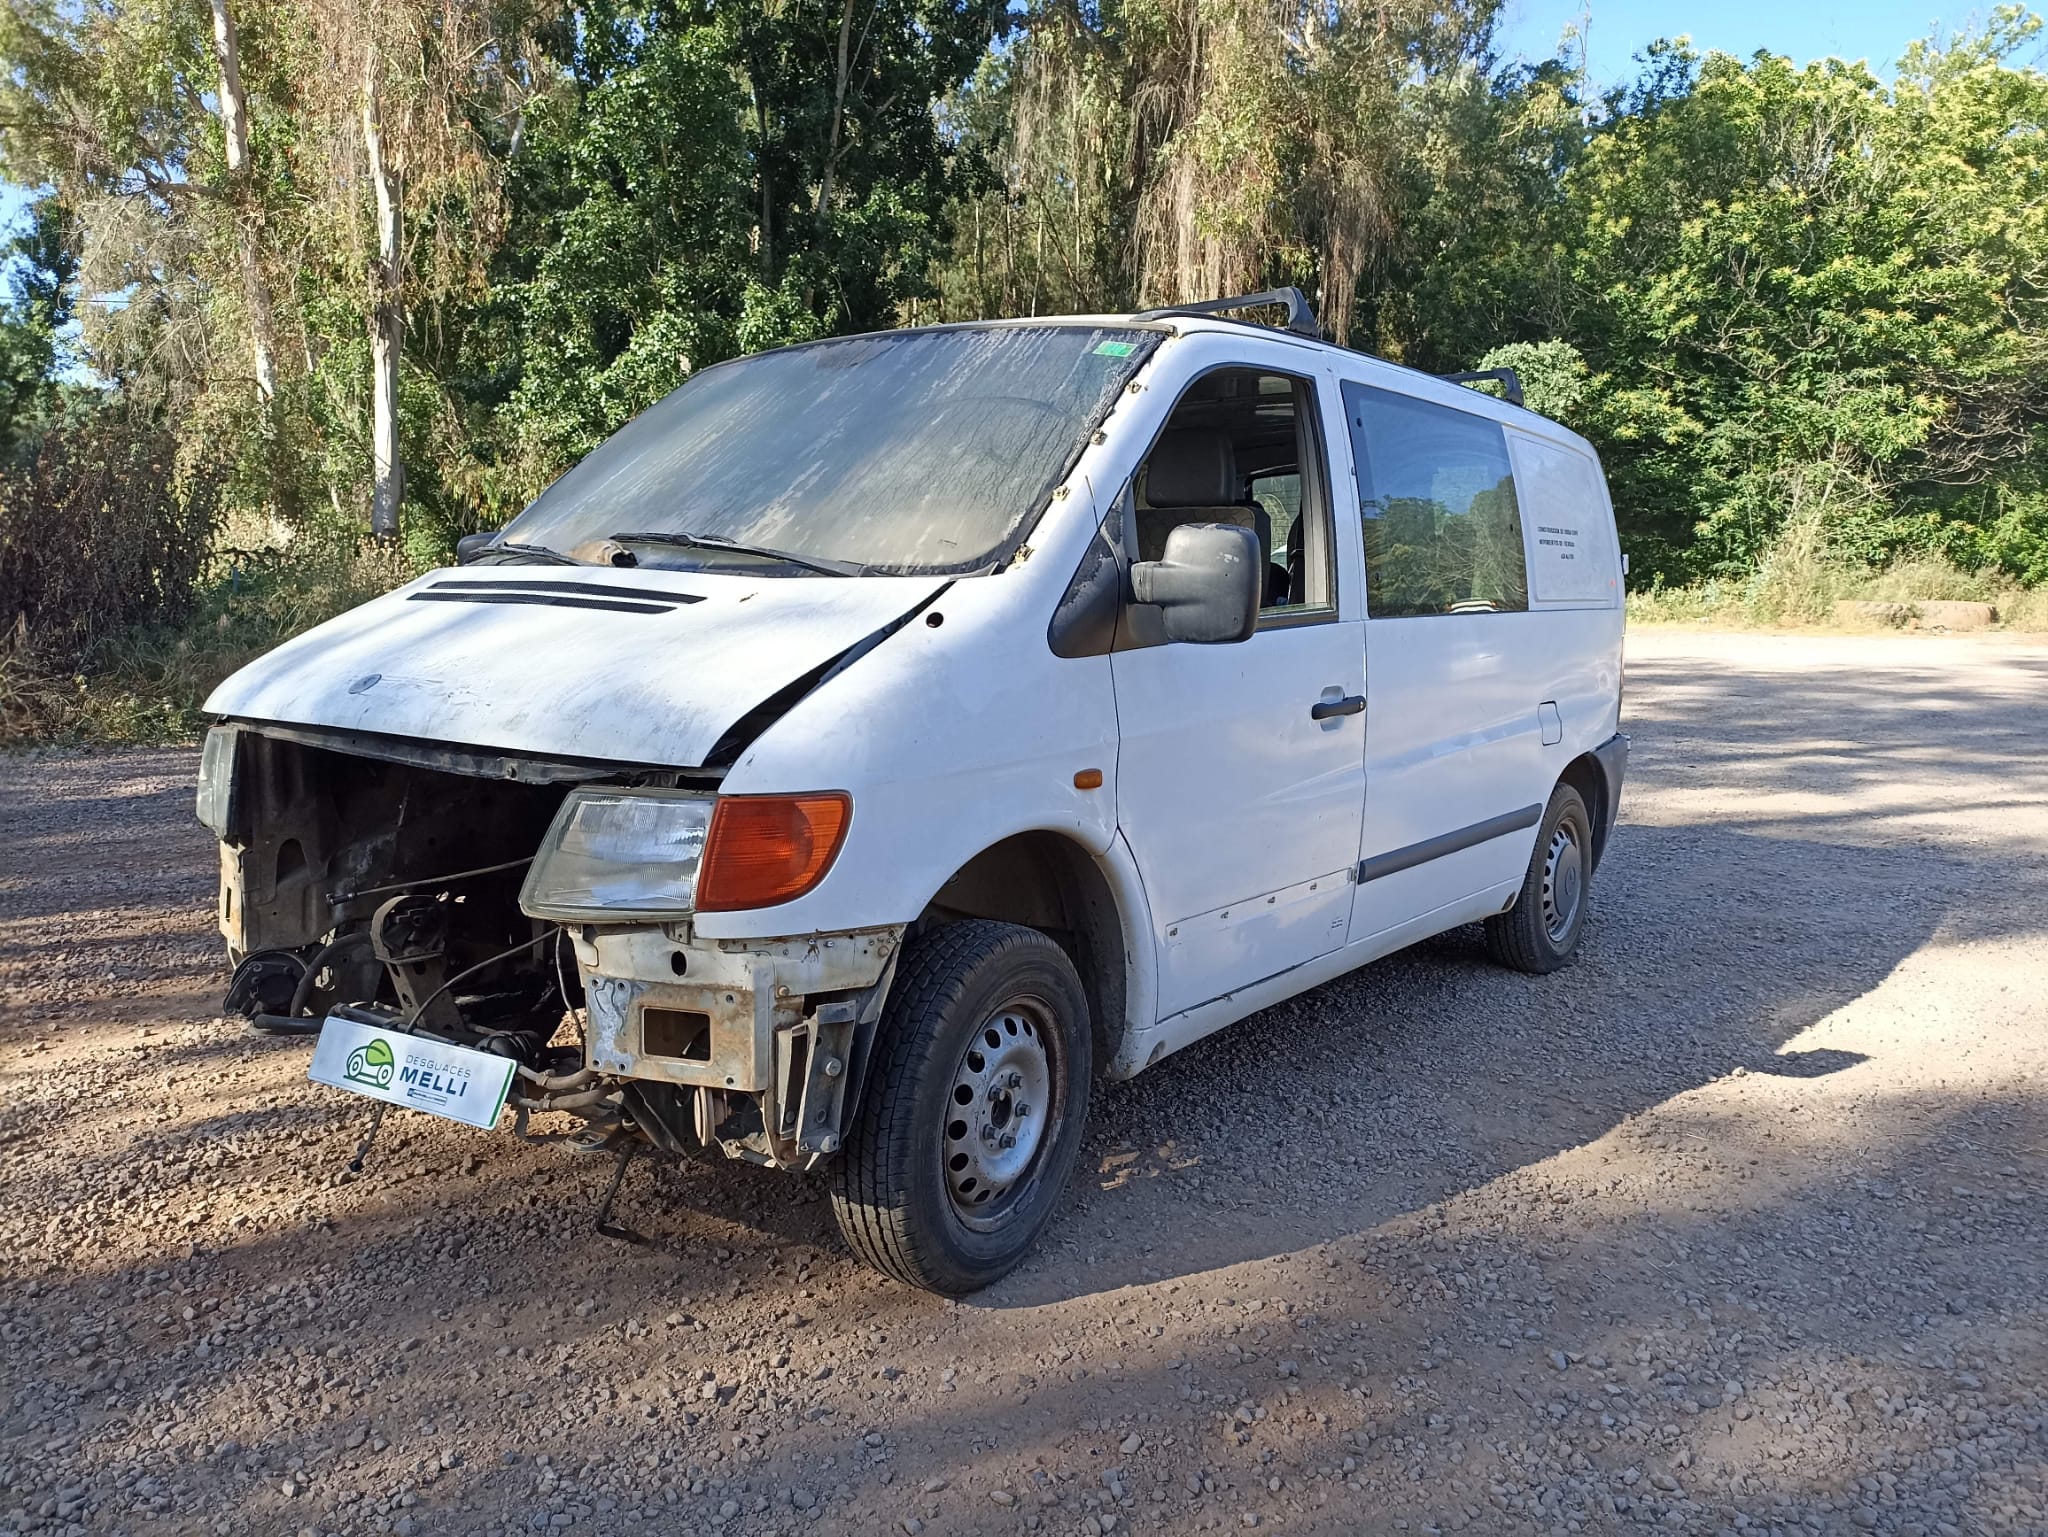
<box><xmin>1439</xmin><ymin>367</ymin><xmax>1525</xmax><ymax>408</ymax></box>
<box><xmin>1132</xmin><ymin>287</ymin><xmax>1321</xmax><ymax>340</ymax></box>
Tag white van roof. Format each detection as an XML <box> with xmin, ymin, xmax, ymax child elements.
<box><xmin>889</xmin><ymin>297</ymin><xmax>1602</xmax><ymax>459</ymax></box>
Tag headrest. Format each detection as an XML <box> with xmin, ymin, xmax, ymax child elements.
<box><xmin>1145</xmin><ymin>429</ymin><xmax>1237</xmax><ymax>508</ymax></box>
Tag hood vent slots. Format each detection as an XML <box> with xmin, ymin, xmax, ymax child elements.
<box><xmin>410</xmin><ymin>579</ymin><xmax>705</xmax><ymax>616</ymax></box>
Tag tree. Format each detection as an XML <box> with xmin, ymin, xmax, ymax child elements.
<box><xmin>1538</xmin><ymin>18</ymin><xmax>2048</xmax><ymax>581</ymax></box>
<box><xmin>0</xmin><ymin>199</ymin><xmax>78</xmax><ymax>449</ymax></box>
<box><xmin>489</xmin><ymin>0</ymin><xmax>1007</xmax><ymax>485</ymax></box>
<box><xmin>293</xmin><ymin>0</ymin><xmax>531</xmax><ymax>538</ymax></box>
<box><xmin>933</xmin><ymin>0</ymin><xmax>1512</xmax><ymax>339</ymax></box>
<box><xmin>208</xmin><ymin>0</ymin><xmax>279</xmax><ymax>402</ymax></box>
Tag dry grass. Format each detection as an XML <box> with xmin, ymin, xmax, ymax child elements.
<box><xmin>1630</xmin><ymin>544</ymin><xmax>2048</xmax><ymax>633</ymax></box>
<box><xmin>2</xmin><ymin>535</ymin><xmax>420</xmax><ymax>749</ymax></box>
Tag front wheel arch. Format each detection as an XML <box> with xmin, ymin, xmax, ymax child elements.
<box><xmin>909</xmin><ymin>830</ymin><xmax>1137</xmax><ymax>1078</ymax></box>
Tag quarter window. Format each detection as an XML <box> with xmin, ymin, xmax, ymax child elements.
<box><xmin>1341</xmin><ymin>381</ymin><xmax>1528</xmax><ymax>617</ymax></box>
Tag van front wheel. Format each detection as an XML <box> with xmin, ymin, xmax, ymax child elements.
<box><xmin>1485</xmin><ymin>783</ymin><xmax>1593</xmax><ymax>974</ymax></box>
<box><xmin>831</xmin><ymin>920</ymin><xmax>1091</xmax><ymax>1294</ymax></box>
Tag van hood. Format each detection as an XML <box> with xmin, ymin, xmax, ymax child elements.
<box><xmin>204</xmin><ymin>566</ymin><xmax>947</xmax><ymax>768</ymax></box>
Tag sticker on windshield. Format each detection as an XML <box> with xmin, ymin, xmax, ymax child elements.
<box><xmin>1092</xmin><ymin>340</ymin><xmax>1138</xmax><ymax>357</ymax></box>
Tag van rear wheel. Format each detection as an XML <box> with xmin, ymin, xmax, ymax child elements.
<box><xmin>1484</xmin><ymin>783</ymin><xmax>1593</xmax><ymax>974</ymax></box>
<box><xmin>831</xmin><ymin>920</ymin><xmax>1091</xmax><ymax>1294</ymax></box>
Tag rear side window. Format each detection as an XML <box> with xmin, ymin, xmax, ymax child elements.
<box><xmin>1341</xmin><ymin>381</ymin><xmax>1528</xmax><ymax>617</ymax></box>
<box><xmin>1509</xmin><ymin>432</ymin><xmax>1618</xmax><ymax>605</ymax></box>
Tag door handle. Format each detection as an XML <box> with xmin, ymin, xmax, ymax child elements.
<box><xmin>1311</xmin><ymin>694</ymin><xmax>1366</xmax><ymax>720</ymax></box>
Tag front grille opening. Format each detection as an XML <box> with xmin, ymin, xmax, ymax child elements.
<box><xmin>643</xmin><ymin>1007</ymin><xmax>713</xmax><ymax>1061</ymax></box>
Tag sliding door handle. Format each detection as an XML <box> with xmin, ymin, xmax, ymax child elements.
<box><xmin>1311</xmin><ymin>694</ymin><xmax>1366</xmax><ymax>720</ymax></box>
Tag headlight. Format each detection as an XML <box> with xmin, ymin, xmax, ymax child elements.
<box><xmin>196</xmin><ymin>725</ymin><xmax>240</xmax><ymax>838</ymax></box>
<box><xmin>520</xmin><ymin>789</ymin><xmax>713</xmax><ymax>921</ymax></box>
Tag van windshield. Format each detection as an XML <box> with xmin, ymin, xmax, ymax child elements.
<box><xmin>497</xmin><ymin>325</ymin><xmax>1159</xmax><ymax>575</ymax></box>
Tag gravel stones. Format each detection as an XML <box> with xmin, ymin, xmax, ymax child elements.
<box><xmin>2</xmin><ymin>633</ymin><xmax>2047</xmax><ymax>1536</ymax></box>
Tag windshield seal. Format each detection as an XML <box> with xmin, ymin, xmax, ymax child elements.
<box><xmin>494</xmin><ymin>323</ymin><xmax>1164</xmax><ymax>577</ymax></box>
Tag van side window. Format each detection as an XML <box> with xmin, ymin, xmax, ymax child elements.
<box><xmin>1341</xmin><ymin>381</ymin><xmax>1528</xmax><ymax>617</ymax></box>
<box><xmin>1137</xmin><ymin>369</ymin><xmax>1333</xmax><ymax>618</ymax></box>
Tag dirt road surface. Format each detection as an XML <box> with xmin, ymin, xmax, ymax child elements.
<box><xmin>3</xmin><ymin>629</ymin><xmax>2045</xmax><ymax>1537</ymax></box>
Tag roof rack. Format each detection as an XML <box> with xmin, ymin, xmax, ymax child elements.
<box><xmin>1132</xmin><ymin>287</ymin><xmax>1322</xmax><ymax>340</ymax></box>
<box><xmin>1438</xmin><ymin>367</ymin><xmax>1525</xmax><ymax>408</ymax></box>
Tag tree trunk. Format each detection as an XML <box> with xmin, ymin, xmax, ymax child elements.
<box><xmin>362</xmin><ymin>43</ymin><xmax>403</xmax><ymax>540</ymax></box>
<box><xmin>208</xmin><ymin>0</ymin><xmax>277</xmax><ymax>403</ymax></box>
<box><xmin>753</xmin><ymin>80</ymin><xmax>774</xmax><ymax>280</ymax></box>
<box><xmin>815</xmin><ymin>0</ymin><xmax>857</xmax><ymax>232</ymax></box>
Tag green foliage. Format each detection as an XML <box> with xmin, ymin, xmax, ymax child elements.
<box><xmin>1474</xmin><ymin>341</ymin><xmax>1588</xmax><ymax>424</ymax></box>
<box><xmin>0</xmin><ymin>198</ymin><xmax>77</xmax><ymax>450</ymax></box>
<box><xmin>1530</xmin><ymin>19</ymin><xmax>2048</xmax><ymax>587</ymax></box>
<box><xmin>6</xmin><ymin>0</ymin><xmax>2048</xmax><ymax>745</ymax></box>
<box><xmin>940</xmin><ymin>5</ymin><xmax>2048</xmax><ymax>596</ymax></box>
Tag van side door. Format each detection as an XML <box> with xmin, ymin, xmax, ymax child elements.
<box><xmin>1109</xmin><ymin>341</ymin><xmax>1366</xmax><ymax>1022</ymax></box>
<box><xmin>1339</xmin><ymin>378</ymin><xmax>1548</xmax><ymax>945</ymax></box>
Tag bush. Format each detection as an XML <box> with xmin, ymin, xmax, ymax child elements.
<box><xmin>1</xmin><ymin>513</ymin><xmax>422</xmax><ymax>747</ymax></box>
<box><xmin>1627</xmin><ymin>536</ymin><xmax>2047</xmax><ymax>632</ymax></box>
<box><xmin>0</xmin><ymin>410</ymin><xmax>224</xmax><ymax>667</ymax></box>
<box><xmin>1739</xmin><ymin>504</ymin><xmax>1849</xmax><ymax>625</ymax></box>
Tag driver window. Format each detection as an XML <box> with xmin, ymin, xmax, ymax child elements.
<box><xmin>1134</xmin><ymin>368</ymin><xmax>1334</xmax><ymax>619</ymax></box>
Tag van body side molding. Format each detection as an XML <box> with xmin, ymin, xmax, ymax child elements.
<box><xmin>1357</xmin><ymin>803</ymin><xmax>1544</xmax><ymax>884</ymax></box>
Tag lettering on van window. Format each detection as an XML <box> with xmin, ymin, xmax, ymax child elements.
<box><xmin>1513</xmin><ymin>434</ymin><xmax>1616</xmax><ymax>604</ymax></box>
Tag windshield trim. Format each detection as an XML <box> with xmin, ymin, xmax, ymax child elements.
<box><xmin>494</xmin><ymin>322</ymin><xmax>1166</xmax><ymax>579</ymax></box>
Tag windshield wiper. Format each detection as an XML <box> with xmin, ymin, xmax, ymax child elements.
<box><xmin>608</xmin><ymin>530</ymin><xmax>862</xmax><ymax>578</ymax></box>
<box><xmin>465</xmin><ymin>538</ymin><xmax>581</xmax><ymax>566</ymax></box>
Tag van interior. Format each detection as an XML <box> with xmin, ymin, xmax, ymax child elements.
<box><xmin>1136</xmin><ymin>368</ymin><xmax>1325</xmax><ymax>611</ymax></box>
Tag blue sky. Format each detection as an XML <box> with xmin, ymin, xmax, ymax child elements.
<box><xmin>1495</xmin><ymin>1</ymin><xmax>1976</xmax><ymax>84</ymax></box>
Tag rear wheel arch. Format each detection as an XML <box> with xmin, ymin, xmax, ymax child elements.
<box><xmin>1559</xmin><ymin>751</ymin><xmax>1613</xmax><ymax>870</ymax></box>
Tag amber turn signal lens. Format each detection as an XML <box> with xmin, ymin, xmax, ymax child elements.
<box><xmin>1073</xmin><ymin>768</ymin><xmax>1104</xmax><ymax>790</ymax></box>
<box><xmin>695</xmin><ymin>793</ymin><xmax>852</xmax><ymax>912</ymax></box>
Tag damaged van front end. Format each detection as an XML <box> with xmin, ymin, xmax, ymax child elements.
<box><xmin>198</xmin><ymin>717</ymin><xmax>909</xmax><ymax>1175</ymax></box>
<box><xmin>195</xmin><ymin>320</ymin><xmax>1172</xmax><ymax>1293</ymax></box>
<box><xmin>194</xmin><ymin>560</ymin><xmax>951</xmax><ymax>1173</ymax></box>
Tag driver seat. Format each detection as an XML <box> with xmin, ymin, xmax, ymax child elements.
<box><xmin>1135</xmin><ymin>429</ymin><xmax>1271</xmax><ymax>566</ymax></box>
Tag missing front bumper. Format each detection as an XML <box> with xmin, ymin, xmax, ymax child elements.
<box><xmin>568</xmin><ymin>923</ymin><xmax>903</xmax><ymax>1168</ymax></box>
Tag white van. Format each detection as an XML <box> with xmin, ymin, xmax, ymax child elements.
<box><xmin>198</xmin><ymin>290</ymin><xmax>1626</xmax><ymax>1293</ymax></box>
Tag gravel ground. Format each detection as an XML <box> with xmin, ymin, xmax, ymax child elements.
<box><xmin>2</xmin><ymin>627</ymin><xmax>2045</xmax><ymax>1537</ymax></box>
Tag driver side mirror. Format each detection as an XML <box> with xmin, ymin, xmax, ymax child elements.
<box><xmin>1130</xmin><ymin>523</ymin><xmax>1261</xmax><ymax>644</ymax></box>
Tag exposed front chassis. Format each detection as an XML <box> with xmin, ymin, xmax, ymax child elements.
<box><xmin>563</xmin><ymin>924</ymin><xmax>902</xmax><ymax>1171</ymax></box>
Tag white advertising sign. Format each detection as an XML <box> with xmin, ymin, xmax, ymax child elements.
<box><xmin>1511</xmin><ymin>433</ymin><xmax>1618</xmax><ymax>605</ymax></box>
<box><xmin>309</xmin><ymin>1015</ymin><xmax>516</xmax><ymax>1131</ymax></box>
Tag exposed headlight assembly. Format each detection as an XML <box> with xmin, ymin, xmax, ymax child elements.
<box><xmin>520</xmin><ymin>789</ymin><xmax>714</xmax><ymax>921</ymax></box>
<box><xmin>196</xmin><ymin>725</ymin><xmax>241</xmax><ymax>838</ymax></box>
<box><xmin>520</xmin><ymin>789</ymin><xmax>852</xmax><ymax>920</ymax></box>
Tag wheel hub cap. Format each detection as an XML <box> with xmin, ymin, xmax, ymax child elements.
<box><xmin>1541</xmin><ymin>823</ymin><xmax>1584</xmax><ymax>943</ymax></box>
<box><xmin>944</xmin><ymin>1005</ymin><xmax>1053</xmax><ymax>1217</ymax></box>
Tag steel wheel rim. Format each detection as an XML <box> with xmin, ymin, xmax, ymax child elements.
<box><xmin>1541</xmin><ymin>821</ymin><xmax>1584</xmax><ymax>943</ymax></box>
<box><xmin>942</xmin><ymin>997</ymin><xmax>1056</xmax><ymax>1227</ymax></box>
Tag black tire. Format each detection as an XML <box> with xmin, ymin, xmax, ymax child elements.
<box><xmin>1484</xmin><ymin>783</ymin><xmax>1594</xmax><ymax>974</ymax></box>
<box><xmin>831</xmin><ymin>920</ymin><xmax>1091</xmax><ymax>1294</ymax></box>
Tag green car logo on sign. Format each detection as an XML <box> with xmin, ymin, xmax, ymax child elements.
<box><xmin>345</xmin><ymin>1037</ymin><xmax>396</xmax><ymax>1089</ymax></box>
